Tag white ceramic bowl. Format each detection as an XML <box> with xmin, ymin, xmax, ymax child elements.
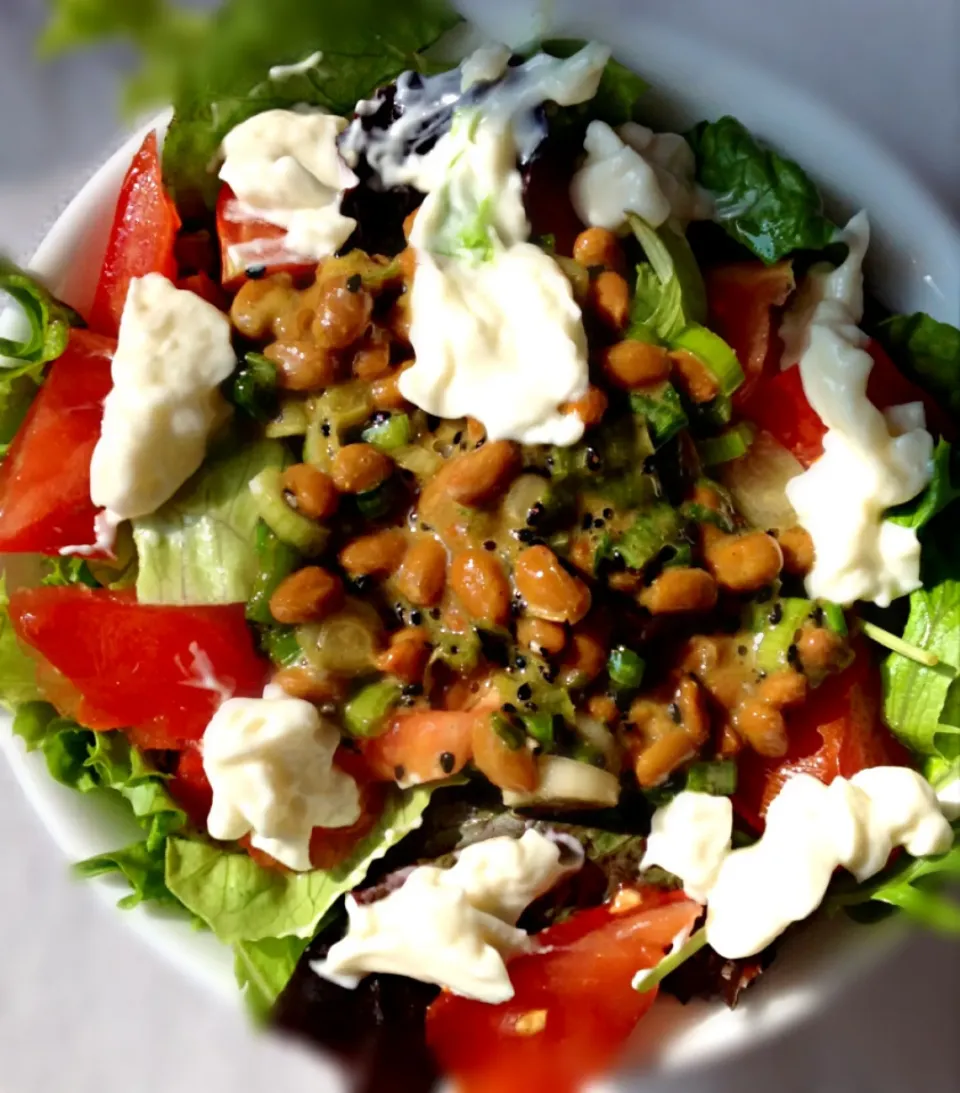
<box><xmin>2</xmin><ymin>3</ymin><xmax>958</xmax><ymax>1085</ymax></box>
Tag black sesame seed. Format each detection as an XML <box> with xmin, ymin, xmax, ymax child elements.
<box><xmin>346</xmin><ymin>273</ymin><xmax>363</xmax><ymax>293</ymax></box>
<box><xmin>394</xmin><ymin>765</ymin><xmax>406</xmax><ymax>780</ymax></box>
<box><xmin>439</xmin><ymin>751</ymin><xmax>456</xmax><ymax>775</ymax></box>
<box><xmin>410</xmin><ymin>610</ymin><xmax>422</xmax><ymax>626</ymax></box>
<box><xmin>756</xmin><ymin>669</ymin><xmax>768</xmax><ymax>681</ymax></box>
<box><xmin>429</xmin><ymin>608</ymin><xmax>441</xmax><ymax>620</ymax></box>
<box><xmin>449</xmin><ymin>644</ymin><xmax>459</xmax><ymax>655</ymax></box>
<box><xmin>667</xmin><ymin>702</ymin><xmax>682</xmax><ymax>724</ymax></box>
<box><xmin>540</xmin><ymin>664</ymin><xmax>557</xmax><ymax>682</ymax></box>
<box><xmin>526</xmin><ymin>502</ymin><xmax>545</xmax><ymax>527</ymax></box>
<box><xmin>502</xmin><ymin>702</ymin><xmax>517</xmax><ymax>714</ymax></box>
<box><xmin>524</xmin><ymin>701</ymin><xmax>538</xmax><ymax>713</ymax></box>
<box><xmin>395</xmin><ymin>603</ymin><xmax>406</xmax><ymax>622</ymax></box>
<box><xmin>483</xmin><ymin>539</ymin><xmax>496</xmax><ymax>551</ymax></box>
<box><xmin>516</xmin><ymin>682</ymin><xmax>533</xmax><ymax>701</ymax></box>
<box><xmin>581</xmin><ymin>512</ymin><xmax>594</xmax><ymax>531</ymax></box>
<box><xmin>586</xmin><ymin>448</ymin><xmax>602</xmax><ymax>471</ymax></box>
<box><xmin>516</xmin><ymin>528</ymin><xmax>535</xmax><ymax>544</ymax></box>
<box><xmin>245</xmin><ymin>264</ymin><xmax>267</xmax><ymax>280</ymax></box>
<box><xmin>593</xmin><ymin>518</ymin><xmax>605</xmax><ymax>529</ymax></box>
<box><xmin>514</xmin><ymin>655</ymin><xmax>527</xmax><ymax>670</ymax></box>
<box><xmin>452</xmin><ymin>431</ymin><xmax>463</xmax><ymax>445</ymax></box>
<box><xmin>603</xmin><ymin>508</ymin><xmax>614</xmax><ymax>519</ymax></box>
<box><xmin>768</xmin><ymin>602</ymin><xmax>784</xmax><ymax>626</ymax></box>
<box><xmin>402</xmin><ymin>683</ymin><xmax>423</xmax><ymax>697</ymax></box>
<box><xmin>737</xmin><ymin>644</ymin><xmax>748</xmax><ymax>657</ymax></box>
<box><xmin>320</xmin><ymin>422</ymin><xmax>332</xmax><ymax>438</ymax></box>
<box><xmin>787</xmin><ymin>643</ymin><xmax>801</xmax><ymax>669</ymax></box>
<box><xmin>810</xmin><ymin>604</ymin><xmax>825</xmax><ymax>626</ymax></box>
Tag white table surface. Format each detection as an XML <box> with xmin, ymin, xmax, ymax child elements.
<box><xmin>1</xmin><ymin>2</ymin><xmax>959</xmax><ymax>1091</ymax></box>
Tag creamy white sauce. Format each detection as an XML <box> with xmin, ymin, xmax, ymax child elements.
<box><xmin>314</xmin><ymin>830</ymin><xmax>575</xmax><ymax>1003</ymax></box>
<box><xmin>936</xmin><ymin>774</ymin><xmax>960</xmax><ymax>821</ymax></box>
<box><xmin>569</xmin><ymin>120</ymin><xmax>710</xmax><ymax>233</ymax></box>
<box><xmin>202</xmin><ymin>687</ymin><xmax>360</xmax><ymax>873</ymax></box>
<box><xmin>219</xmin><ymin>110</ymin><xmax>358</xmax><ymax>264</ymax></box>
<box><xmin>88</xmin><ymin>274</ymin><xmax>235</xmax><ymax>529</ymax></box>
<box><xmin>641</xmin><ymin>792</ymin><xmax>732</xmax><ymax>902</ymax></box>
<box><xmin>268</xmin><ymin>51</ymin><xmax>324</xmax><ymax>81</ymax></box>
<box><xmin>783</xmin><ymin>214</ymin><xmax>934</xmax><ymax>607</ymax></box>
<box><xmin>460</xmin><ymin>44</ymin><xmax>512</xmax><ymax>90</ymax></box>
<box><xmin>643</xmin><ymin>770</ymin><xmax>953</xmax><ymax>960</ymax></box>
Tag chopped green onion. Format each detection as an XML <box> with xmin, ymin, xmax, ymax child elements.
<box><xmin>355</xmin><ymin>478</ymin><xmax>399</xmax><ymax>520</ymax></box>
<box><xmin>0</xmin><ymin>256</ymin><xmax>81</xmax><ymax>365</ymax></box>
<box><xmin>821</xmin><ymin>601</ymin><xmax>848</xmax><ymax>636</ymax></box>
<box><xmin>629</xmin><ymin>383</ymin><xmax>689</xmax><ymax>449</ymax></box>
<box><xmin>670</xmin><ymin>324</ymin><xmax>744</xmax><ymax>396</ymax></box>
<box><xmin>245</xmin><ymin>521</ymin><xmax>301</xmax><ymax>625</ymax></box>
<box><xmin>607</xmin><ymin>645</ymin><xmax>646</xmax><ymax>690</ymax></box>
<box><xmin>523</xmin><ymin>711</ymin><xmax>557</xmax><ymax>749</ymax></box>
<box><xmin>232</xmin><ymin>352</ymin><xmax>278</xmax><ymax>422</ymax></box>
<box><xmin>685</xmin><ymin>759</ymin><xmax>738</xmax><ymax>796</ymax></box>
<box><xmin>633</xmin><ymin>929</ymin><xmax>708</xmax><ymax>993</ymax></box>
<box><xmin>259</xmin><ymin>625</ymin><xmax>303</xmax><ymax>668</ymax></box>
<box><xmin>362</xmin><ymin>412</ymin><xmax>412</xmax><ymax>452</ymax></box>
<box><xmin>343</xmin><ymin>679</ymin><xmax>403</xmax><ymax>738</ymax></box>
<box><xmin>697</xmin><ymin>422</ymin><xmax>755</xmax><ymax>466</ymax></box>
<box><xmin>861</xmin><ymin>620</ymin><xmax>943</xmax><ymax>669</ymax></box>
<box><xmin>249</xmin><ymin>467</ymin><xmax>328</xmax><ymax>555</ymax></box>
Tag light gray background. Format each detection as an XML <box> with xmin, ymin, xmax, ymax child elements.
<box><xmin>1</xmin><ymin>1</ymin><xmax>959</xmax><ymax>1091</ymax></box>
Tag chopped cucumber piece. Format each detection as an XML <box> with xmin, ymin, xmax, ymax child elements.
<box><xmin>697</xmin><ymin>422</ymin><xmax>755</xmax><ymax>466</ymax></box>
<box><xmin>671</xmin><ymin>324</ymin><xmax>744</xmax><ymax>396</ymax></box>
<box><xmin>265</xmin><ymin>396</ymin><xmax>309</xmax><ymax>438</ymax></box>
<box><xmin>232</xmin><ymin>352</ymin><xmax>278</xmax><ymax>422</ymax></box>
<box><xmin>343</xmin><ymin>679</ymin><xmax>403</xmax><ymax>737</ymax></box>
<box><xmin>745</xmin><ymin>596</ymin><xmax>813</xmax><ymax>673</ymax></box>
<box><xmin>249</xmin><ymin>468</ymin><xmax>328</xmax><ymax>555</ymax></box>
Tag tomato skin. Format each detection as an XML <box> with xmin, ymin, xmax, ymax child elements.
<box><xmin>733</xmin><ymin>646</ymin><xmax>911</xmax><ymax>830</ymax></box>
<box><xmin>216</xmin><ymin>185</ymin><xmax>316</xmax><ymax>289</ymax></box>
<box><xmin>427</xmin><ymin>887</ymin><xmax>700</xmax><ymax>1093</ymax></box>
<box><xmin>89</xmin><ymin>131</ymin><xmax>180</xmax><ymax>336</ymax></box>
<box><xmin>169</xmin><ymin>747</ymin><xmax>214</xmax><ymax>828</ymax></box>
<box><xmin>362</xmin><ymin>709</ymin><xmax>477</xmax><ymax>783</ymax></box>
<box><xmin>0</xmin><ymin>329</ymin><xmax>115</xmax><ymax>554</ymax></box>
<box><xmin>176</xmin><ymin>271</ymin><xmax>229</xmax><ymax>312</ymax></box>
<box><xmin>8</xmin><ymin>587</ymin><xmax>268</xmax><ymax>746</ymax></box>
<box><xmin>705</xmin><ymin>261</ymin><xmax>796</xmax><ymax>407</ymax></box>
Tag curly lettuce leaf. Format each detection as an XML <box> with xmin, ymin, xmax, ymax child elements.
<box><xmin>132</xmin><ymin>439</ymin><xmax>287</xmax><ymax>606</ymax></box>
<box><xmin>878</xmin><ymin>312</ymin><xmax>960</xmax><ymax>421</ymax></box>
<box><xmin>688</xmin><ymin>116</ymin><xmax>835</xmax><ymax>263</ymax></box>
<box><xmin>234</xmin><ymin>935</ymin><xmax>311</xmax><ymax>1019</ymax></box>
<box><xmin>536</xmin><ymin>38</ymin><xmax>648</xmax><ymax>129</ymax></box>
<box><xmin>0</xmin><ymin>257</ymin><xmax>82</xmax><ymax>366</ymax></box>
<box><xmin>0</xmin><ymin>579</ymin><xmax>40</xmax><ymax>710</ymax></box>
<box><xmin>75</xmin><ymin>840</ymin><xmax>181</xmax><ymax>911</ymax></box>
<box><xmin>882</xmin><ymin>526</ymin><xmax>960</xmax><ymax>760</ymax></box>
<box><xmin>165</xmin><ymin>785</ymin><xmax>435</xmax><ymax>942</ymax></box>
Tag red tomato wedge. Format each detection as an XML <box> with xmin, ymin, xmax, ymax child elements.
<box><xmin>739</xmin><ymin>364</ymin><xmax>827</xmax><ymax>468</ymax></box>
<box><xmin>362</xmin><ymin>708</ymin><xmax>478</xmax><ymax>784</ymax></box>
<box><xmin>89</xmin><ymin>131</ymin><xmax>180</xmax><ymax>336</ymax></box>
<box><xmin>705</xmin><ymin>261</ymin><xmax>795</xmax><ymax>407</ymax></box>
<box><xmin>216</xmin><ymin>185</ymin><xmax>316</xmax><ymax>289</ymax></box>
<box><xmin>8</xmin><ymin>587</ymin><xmax>268</xmax><ymax>747</ymax></box>
<box><xmin>0</xmin><ymin>329</ymin><xmax>114</xmax><ymax>554</ymax></box>
<box><xmin>427</xmin><ymin>887</ymin><xmax>700</xmax><ymax>1093</ymax></box>
<box><xmin>733</xmin><ymin>646</ymin><xmax>911</xmax><ymax>831</ymax></box>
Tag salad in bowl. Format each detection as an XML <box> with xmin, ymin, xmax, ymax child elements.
<box><xmin>2</xmin><ymin>1</ymin><xmax>959</xmax><ymax>1090</ymax></box>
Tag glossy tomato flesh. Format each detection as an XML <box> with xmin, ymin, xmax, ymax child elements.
<box><xmin>8</xmin><ymin>587</ymin><xmax>268</xmax><ymax>747</ymax></box>
<box><xmin>427</xmin><ymin>887</ymin><xmax>700</xmax><ymax>1093</ymax></box>
<box><xmin>216</xmin><ymin>185</ymin><xmax>316</xmax><ymax>289</ymax></box>
<box><xmin>0</xmin><ymin>329</ymin><xmax>115</xmax><ymax>554</ymax></box>
<box><xmin>89</xmin><ymin>130</ymin><xmax>181</xmax><ymax>336</ymax></box>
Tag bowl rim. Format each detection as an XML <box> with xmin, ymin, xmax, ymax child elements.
<box><xmin>2</xmin><ymin>13</ymin><xmax>958</xmax><ymax>1083</ymax></box>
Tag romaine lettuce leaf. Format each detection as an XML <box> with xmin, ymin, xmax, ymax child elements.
<box><xmin>627</xmin><ymin>213</ymin><xmax>707</xmax><ymax>341</ymax></box>
<box><xmin>687</xmin><ymin>116</ymin><xmax>835</xmax><ymax>263</ymax></box>
<box><xmin>888</xmin><ymin>439</ymin><xmax>960</xmax><ymax>531</ymax></box>
<box><xmin>165</xmin><ymin>785</ymin><xmax>434</xmax><ymax>942</ymax></box>
<box><xmin>878</xmin><ymin>312</ymin><xmax>960</xmax><ymax>420</ymax></box>
<box><xmin>133</xmin><ymin>439</ymin><xmax>287</xmax><ymax>606</ymax></box>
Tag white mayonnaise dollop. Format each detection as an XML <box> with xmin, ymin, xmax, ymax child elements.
<box><xmin>219</xmin><ymin>110</ymin><xmax>358</xmax><ymax>265</ymax></box>
<box><xmin>570</xmin><ymin>120</ymin><xmax>710</xmax><ymax>232</ymax></box>
<box><xmin>783</xmin><ymin>213</ymin><xmax>934</xmax><ymax>607</ymax></box>
<box><xmin>202</xmin><ymin>686</ymin><xmax>360</xmax><ymax>872</ymax></box>
<box><xmin>315</xmin><ymin>830</ymin><xmax>574</xmax><ymax>1003</ymax></box>
<box><xmin>89</xmin><ymin>274</ymin><xmax>235</xmax><ymax>530</ymax></box>
<box><xmin>643</xmin><ymin>770</ymin><xmax>953</xmax><ymax>960</ymax></box>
